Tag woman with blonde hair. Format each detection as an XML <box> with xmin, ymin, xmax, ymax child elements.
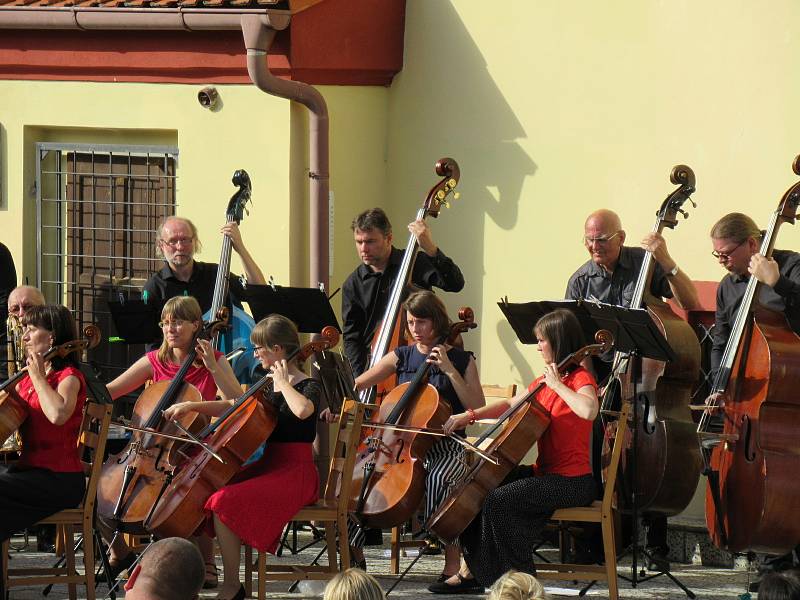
<box><xmin>164</xmin><ymin>313</ymin><xmax>322</xmax><ymax>600</ymax></box>
<box><xmin>323</xmin><ymin>568</ymin><xmax>386</xmax><ymax>600</ymax></box>
<box><xmin>104</xmin><ymin>295</ymin><xmax>242</xmax><ymax>587</ymax></box>
<box><xmin>487</xmin><ymin>571</ymin><xmax>548</xmax><ymax>600</ymax></box>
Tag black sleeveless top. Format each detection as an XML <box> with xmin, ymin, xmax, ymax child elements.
<box><xmin>394</xmin><ymin>344</ymin><xmax>473</xmax><ymax>416</ymax></box>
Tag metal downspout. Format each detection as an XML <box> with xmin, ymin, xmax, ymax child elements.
<box><xmin>241</xmin><ymin>14</ymin><xmax>330</xmax><ymax>291</ymax></box>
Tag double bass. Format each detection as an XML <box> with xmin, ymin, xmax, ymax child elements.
<box><xmin>427</xmin><ymin>330</ymin><xmax>613</xmax><ymax>544</ymax></box>
<box><xmin>351</xmin><ymin>308</ymin><xmax>476</xmax><ymax>529</ymax></box>
<box><xmin>604</xmin><ymin>165</ymin><xmax>702</xmax><ymax>516</ymax></box>
<box><xmin>96</xmin><ymin>314</ymin><xmax>228</xmax><ymax>533</ymax></box>
<box><xmin>204</xmin><ymin>169</ymin><xmax>258</xmax><ymax>382</ymax></box>
<box><xmin>361</xmin><ymin>158</ymin><xmax>460</xmax><ymax>410</ymax></box>
<box><xmin>144</xmin><ymin>326</ymin><xmax>340</xmax><ymax>539</ymax></box>
<box><xmin>699</xmin><ymin>156</ymin><xmax>800</xmax><ymax>554</ymax></box>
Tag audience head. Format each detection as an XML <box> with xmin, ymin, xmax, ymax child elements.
<box><xmin>487</xmin><ymin>570</ymin><xmax>548</xmax><ymax>600</ymax></box>
<box><xmin>758</xmin><ymin>569</ymin><xmax>800</xmax><ymax>600</ymax></box>
<box><xmin>8</xmin><ymin>285</ymin><xmax>45</xmax><ymax>318</ymax></box>
<box><xmin>123</xmin><ymin>537</ymin><xmax>204</xmax><ymax>600</ymax></box>
<box><xmin>323</xmin><ymin>568</ymin><xmax>386</xmax><ymax>600</ymax></box>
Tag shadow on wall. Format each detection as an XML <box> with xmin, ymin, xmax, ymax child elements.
<box><xmin>386</xmin><ymin>1</ymin><xmax>537</xmax><ymax>382</ymax></box>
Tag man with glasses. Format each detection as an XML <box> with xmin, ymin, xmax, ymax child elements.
<box><xmin>142</xmin><ymin>216</ymin><xmax>266</xmax><ymax>328</ymax></box>
<box><xmin>0</xmin><ymin>242</ymin><xmax>17</xmax><ymax>380</ymax></box>
<box><xmin>710</xmin><ymin>212</ymin><xmax>800</xmax><ymax>592</ymax></box>
<box><xmin>565</xmin><ymin>208</ymin><xmax>699</xmax><ymax>570</ymax></box>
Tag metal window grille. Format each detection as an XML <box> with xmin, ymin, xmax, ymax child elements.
<box><xmin>35</xmin><ymin>143</ymin><xmax>178</xmax><ymax>383</ymax></box>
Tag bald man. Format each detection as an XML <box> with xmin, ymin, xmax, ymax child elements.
<box><xmin>124</xmin><ymin>537</ymin><xmax>205</xmax><ymax>600</ymax></box>
<box><xmin>564</xmin><ymin>208</ymin><xmax>699</xmax><ymax>570</ymax></box>
<box><xmin>565</xmin><ymin>209</ymin><xmax>699</xmax><ymax>311</ymax></box>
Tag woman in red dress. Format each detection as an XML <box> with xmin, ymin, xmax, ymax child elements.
<box><xmin>164</xmin><ymin>313</ymin><xmax>321</xmax><ymax>600</ymax></box>
<box><xmin>104</xmin><ymin>295</ymin><xmax>242</xmax><ymax>586</ymax></box>
<box><xmin>0</xmin><ymin>305</ymin><xmax>88</xmax><ymax>542</ymax></box>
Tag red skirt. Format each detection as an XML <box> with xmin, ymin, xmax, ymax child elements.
<box><xmin>205</xmin><ymin>442</ymin><xmax>319</xmax><ymax>553</ymax></box>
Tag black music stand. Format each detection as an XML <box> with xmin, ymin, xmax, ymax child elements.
<box><xmin>246</xmin><ymin>284</ymin><xmax>341</xmax><ymax>333</ymax></box>
<box><xmin>498</xmin><ymin>297</ymin><xmax>694</xmax><ymax>597</ymax></box>
<box><xmin>107</xmin><ymin>299</ymin><xmax>161</xmax><ymax>344</ymax></box>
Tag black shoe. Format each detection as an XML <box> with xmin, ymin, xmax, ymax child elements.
<box><xmin>748</xmin><ymin>579</ymin><xmax>760</xmax><ymax>593</ymax></box>
<box><xmin>428</xmin><ymin>574</ymin><xmax>484</xmax><ymax>594</ymax></box>
<box><xmin>422</xmin><ymin>535</ymin><xmax>442</xmax><ymax>556</ymax></box>
<box><xmin>106</xmin><ymin>552</ymin><xmax>137</xmax><ymax>581</ymax></box>
<box><xmin>350</xmin><ymin>558</ymin><xmax>367</xmax><ymax>571</ymax></box>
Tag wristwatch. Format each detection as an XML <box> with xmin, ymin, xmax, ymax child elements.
<box><xmin>666</xmin><ymin>265</ymin><xmax>679</xmax><ymax>277</ymax></box>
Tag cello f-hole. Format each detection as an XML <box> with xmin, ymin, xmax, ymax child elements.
<box><xmin>741</xmin><ymin>415</ymin><xmax>756</xmax><ymax>462</ymax></box>
<box><xmin>639</xmin><ymin>392</ymin><xmax>656</xmax><ymax>435</ymax></box>
<box><xmin>394</xmin><ymin>439</ymin><xmax>405</xmax><ymax>464</ymax></box>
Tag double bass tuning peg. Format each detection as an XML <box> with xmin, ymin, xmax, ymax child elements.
<box><xmin>677</xmin><ymin>208</ymin><xmax>689</xmax><ymax>219</ymax></box>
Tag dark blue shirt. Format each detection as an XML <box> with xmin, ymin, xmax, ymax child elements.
<box><xmin>394</xmin><ymin>344</ymin><xmax>473</xmax><ymax>416</ymax></box>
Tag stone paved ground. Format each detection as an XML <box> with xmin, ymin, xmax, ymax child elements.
<box><xmin>4</xmin><ymin>531</ymin><xmax>756</xmax><ymax>599</ymax></box>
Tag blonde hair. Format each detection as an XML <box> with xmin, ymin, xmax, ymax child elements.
<box><xmin>158</xmin><ymin>296</ymin><xmax>202</xmax><ymax>364</ymax></box>
<box><xmin>251</xmin><ymin>314</ymin><xmax>301</xmax><ymax>358</ymax></box>
<box><xmin>487</xmin><ymin>571</ymin><xmax>548</xmax><ymax>600</ymax></box>
<box><xmin>323</xmin><ymin>568</ymin><xmax>385</xmax><ymax>600</ymax></box>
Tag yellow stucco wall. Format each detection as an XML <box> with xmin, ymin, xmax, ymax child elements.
<box><xmin>0</xmin><ymin>79</ymin><xmax>389</xmax><ymax>308</ymax></box>
<box><xmin>384</xmin><ymin>1</ymin><xmax>800</xmax><ymax>386</ymax></box>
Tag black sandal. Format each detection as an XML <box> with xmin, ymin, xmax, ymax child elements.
<box><xmin>203</xmin><ymin>561</ymin><xmax>219</xmax><ymax>589</ymax></box>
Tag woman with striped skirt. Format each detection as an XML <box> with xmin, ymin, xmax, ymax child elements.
<box><xmin>350</xmin><ymin>290</ymin><xmax>485</xmax><ymax>587</ymax></box>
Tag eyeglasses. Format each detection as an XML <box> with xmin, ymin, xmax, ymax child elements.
<box><xmin>159</xmin><ymin>237</ymin><xmax>194</xmax><ymax>249</ymax></box>
<box><xmin>159</xmin><ymin>319</ymin><xmax>189</xmax><ymax>329</ymax></box>
<box><xmin>711</xmin><ymin>239</ymin><xmax>747</xmax><ymax>261</ymax></box>
<box><xmin>9</xmin><ymin>303</ymin><xmax>35</xmax><ymax>315</ymax></box>
<box><xmin>253</xmin><ymin>345</ymin><xmax>265</xmax><ymax>353</ymax></box>
<box><xmin>583</xmin><ymin>231</ymin><xmax>622</xmax><ymax>245</ymax></box>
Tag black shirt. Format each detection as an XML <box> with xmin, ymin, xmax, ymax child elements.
<box><xmin>711</xmin><ymin>249</ymin><xmax>800</xmax><ymax>373</ymax></box>
<box><xmin>565</xmin><ymin>246</ymin><xmax>672</xmax><ymax>307</ymax></box>
<box><xmin>142</xmin><ymin>260</ymin><xmax>247</xmax><ymax>318</ymax></box>
<box><xmin>341</xmin><ymin>247</ymin><xmax>465</xmax><ymax>376</ymax></box>
<box><xmin>263</xmin><ymin>378</ymin><xmax>321</xmax><ymax>443</ymax></box>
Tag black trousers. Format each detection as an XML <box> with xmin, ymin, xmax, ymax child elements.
<box><xmin>461</xmin><ymin>467</ymin><xmax>597</xmax><ymax>587</ymax></box>
<box><xmin>0</xmin><ymin>464</ymin><xmax>85</xmax><ymax>542</ymax></box>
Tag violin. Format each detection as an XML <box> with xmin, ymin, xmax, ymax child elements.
<box><xmin>0</xmin><ymin>325</ymin><xmax>101</xmax><ymax>447</ymax></box>
<box><xmin>699</xmin><ymin>156</ymin><xmax>800</xmax><ymax>554</ymax></box>
<box><xmin>203</xmin><ymin>169</ymin><xmax>258</xmax><ymax>382</ymax></box>
<box><xmin>602</xmin><ymin>165</ymin><xmax>702</xmax><ymax>516</ymax></box>
<box><xmin>350</xmin><ymin>308</ymin><xmax>476</xmax><ymax>529</ymax></box>
<box><xmin>362</xmin><ymin>158</ymin><xmax>461</xmax><ymax>409</ymax></box>
<box><xmin>145</xmin><ymin>326</ymin><xmax>340</xmax><ymax>539</ymax></box>
<box><xmin>96</xmin><ymin>313</ymin><xmax>228</xmax><ymax>533</ymax></box>
<box><xmin>427</xmin><ymin>330</ymin><xmax>613</xmax><ymax>544</ymax></box>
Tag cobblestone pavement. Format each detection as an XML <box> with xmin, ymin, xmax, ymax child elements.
<box><xmin>4</xmin><ymin>531</ymin><xmax>755</xmax><ymax>599</ymax></box>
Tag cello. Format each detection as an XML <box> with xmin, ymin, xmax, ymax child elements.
<box><xmin>427</xmin><ymin>330</ymin><xmax>613</xmax><ymax>544</ymax></box>
<box><xmin>699</xmin><ymin>156</ymin><xmax>800</xmax><ymax>554</ymax></box>
<box><xmin>203</xmin><ymin>169</ymin><xmax>258</xmax><ymax>382</ymax></box>
<box><xmin>361</xmin><ymin>158</ymin><xmax>460</xmax><ymax>410</ymax></box>
<box><xmin>96</xmin><ymin>313</ymin><xmax>228</xmax><ymax>533</ymax></box>
<box><xmin>0</xmin><ymin>325</ymin><xmax>101</xmax><ymax>445</ymax></box>
<box><xmin>606</xmin><ymin>165</ymin><xmax>702</xmax><ymax>516</ymax></box>
<box><xmin>351</xmin><ymin>308</ymin><xmax>476</xmax><ymax>529</ymax></box>
<box><xmin>144</xmin><ymin>326</ymin><xmax>340</xmax><ymax>539</ymax></box>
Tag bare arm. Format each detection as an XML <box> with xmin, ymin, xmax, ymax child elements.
<box><xmin>642</xmin><ymin>232</ymin><xmax>700</xmax><ymax>310</ymax></box>
<box><xmin>429</xmin><ymin>347</ymin><xmax>484</xmax><ymax>410</ymax></box>
<box><xmin>354</xmin><ymin>351</ymin><xmax>399</xmax><ymax>391</ymax></box>
<box><xmin>25</xmin><ymin>355</ymin><xmax>80</xmax><ymax>426</ymax></box>
<box><xmin>107</xmin><ymin>355</ymin><xmax>154</xmax><ymax>401</ymax></box>
<box><xmin>224</xmin><ymin>222</ymin><xmax>266</xmax><ymax>285</ymax></box>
